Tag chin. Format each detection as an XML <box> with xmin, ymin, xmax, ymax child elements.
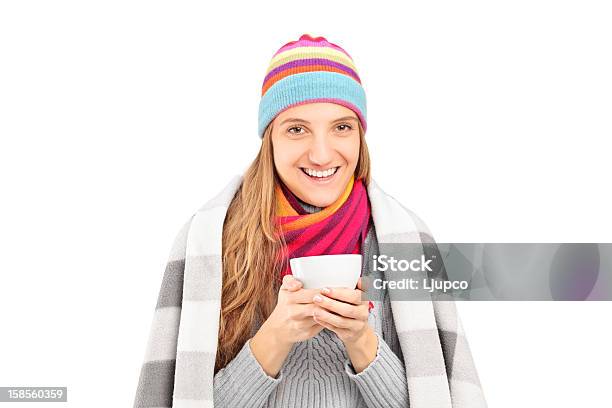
<box><xmin>298</xmin><ymin>184</ymin><xmax>344</xmax><ymax>207</ymax></box>
<box><xmin>304</xmin><ymin>195</ymin><xmax>335</xmax><ymax>208</ymax></box>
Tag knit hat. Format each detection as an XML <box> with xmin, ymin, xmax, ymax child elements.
<box><xmin>257</xmin><ymin>33</ymin><xmax>367</xmax><ymax>138</ymax></box>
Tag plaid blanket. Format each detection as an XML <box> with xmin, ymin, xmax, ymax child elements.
<box><xmin>133</xmin><ymin>175</ymin><xmax>487</xmax><ymax>408</ymax></box>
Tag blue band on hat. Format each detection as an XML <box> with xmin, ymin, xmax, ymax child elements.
<box><xmin>257</xmin><ymin>71</ymin><xmax>367</xmax><ymax>138</ymax></box>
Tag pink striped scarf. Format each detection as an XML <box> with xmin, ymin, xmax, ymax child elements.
<box><xmin>275</xmin><ymin>175</ymin><xmax>371</xmax><ymax>280</ymax></box>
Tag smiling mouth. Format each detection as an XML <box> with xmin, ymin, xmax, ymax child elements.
<box><xmin>300</xmin><ymin>166</ymin><xmax>340</xmax><ymax>180</ymax></box>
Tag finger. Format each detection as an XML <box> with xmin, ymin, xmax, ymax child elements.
<box><xmin>312</xmin><ymin>314</ymin><xmax>341</xmax><ymax>334</ymax></box>
<box><xmin>356</xmin><ymin>277</ymin><xmax>367</xmax><ymax>292</ymax></box>
<box><xmin>313</xmin><ymin>293</ymin><xmax>365</xmax><ymax>320</ymax></box>
<box><xmin>294</xmin><ymin>315</ymin><xmax>320</xmax><ymax>330</ymax></box>
<box><xmin>288</xmin><ymin>288</ymin><xmax>323</xmax><ymax>304</ymax></box>
<box><xmin>281</xmin><ymin>274</ymin><xmax>293</xmax><ymax>289</ymax></box>
<box><xmin>286</xmin><ymin>278</ymin><xmax>303</xmax><ymax>292</ymax></box>
<box><xmin>281</xmin><ymin>275</ymin><xmax>301</xmax><ymax>291</ymax></box>
<box><xmin>313</xmin><ymin>306</ymin><xmax>362</xmax><ymax>330</ymax></box>
<box><xmin>289</xmin><ymin>303</ymin><xmax>318</xmax><ymax>320</ymax></box>
<box><xmin>319</xmin><ymin>287</ymin><xmax>362</xmax><ymax>305</ymax></box>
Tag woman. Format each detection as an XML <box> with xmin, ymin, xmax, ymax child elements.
<box><xmin>134</xmin><ymin>34</ymin><xmax>487</xmax><ymax>408</ymax></box>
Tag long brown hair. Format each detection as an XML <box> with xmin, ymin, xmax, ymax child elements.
<box><xmin>215</xmin><ymin>120</ymin><xmax>371</xmax><ymax>373</ymax></box>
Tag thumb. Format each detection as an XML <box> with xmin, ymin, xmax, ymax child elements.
<box><xmin>281</xmin><ymin>274</ymin><xmax>294</xmax><ymax>289</ymax></box>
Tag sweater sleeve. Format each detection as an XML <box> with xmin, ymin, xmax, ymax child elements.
<box><xmin>343</xmin><ymin>331</ymin><xmax>409</xmax><ymax>408</ymax></box>
<box><xmin>213</xmin><ymin>338</ymin><xmax>284</xmax><ymax>408</ymax></box>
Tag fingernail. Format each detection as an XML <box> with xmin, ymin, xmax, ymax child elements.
<box><xmin>321</xmin><ymin>287</ymin><xmax>331</xmax><ymax>294</ymax></box>
<box><xmin>313</xmin><ymin>295</ymin><xmax>323</xmax><ymax>302</ymax></box>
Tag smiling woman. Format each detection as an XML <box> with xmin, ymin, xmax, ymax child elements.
<box><xmin>134</xmin><ymin>33</ymin><xmax>487</xmax><ymax>408</ymax></box>
<box><xmin>271</xmin><ymin>102</ymin><xmax>366</xmax><ymax>207</ymax></box>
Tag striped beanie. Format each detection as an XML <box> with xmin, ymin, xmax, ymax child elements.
<box><xmin>257</xmin><ymin>33</ymin><xmax>367</xmax><ymax>138</ymax></box>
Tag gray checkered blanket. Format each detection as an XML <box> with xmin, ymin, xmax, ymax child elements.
<box><xmin>134</xmin><ymin>175</ymin><xmax>487</xmax><ymax>408</ymax></box>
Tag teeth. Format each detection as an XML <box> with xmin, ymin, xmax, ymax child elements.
<box><xmin>303</xmin><ymin>167</ymin><xmax>338</xmax><ymax>178</ymax></box>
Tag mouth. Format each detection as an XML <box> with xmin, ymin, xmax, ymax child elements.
<box><xmin>299</xmin><ymin>166</ymin><xmax>341</xmax><ymax>183</ymax></box>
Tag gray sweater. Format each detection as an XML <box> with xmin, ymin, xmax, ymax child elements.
<box><xmin>213</xmin><ymin>200</ymin><xmax>409</xmax><ymax>408</ymax></box>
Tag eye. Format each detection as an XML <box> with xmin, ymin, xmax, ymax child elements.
<box><xmin>287</xmin><ymin>126</ymin><xmax>305</xmax><ymax>135</ymax></box>
<box><xmin>336</xmin><ymin>123</ymin><xmax>353</xmax><ymax>132</ymax></box>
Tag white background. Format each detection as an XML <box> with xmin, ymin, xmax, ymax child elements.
<box><xmin>1</xmin><ymin>1</ymin><xmax>611</xmax><ymax>407</ymax></box>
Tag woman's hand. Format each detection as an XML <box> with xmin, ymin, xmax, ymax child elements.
<box><xmin>264</xmin><ymin>274</ymin><xmax>326</xmax><ymax>343</ymax></box>
<box><xmin>311</xmin><ymin>277</ymin><xmax>378</xmax><ymax>373</ymax></box>
<box><xmin>250</xmin><ymin>275</ymin><xmax>323</xmax><ymax>378</ymax></box>
<box><xmin>250</xmin><ymin>274</ymin><xmax>324</xmax><ymax>377</ymax></box>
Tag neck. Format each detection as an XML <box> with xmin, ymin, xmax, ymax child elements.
<box><xmin>295</xmin><ymin>195</ymin><xmax>324</xmax><ymax>214</ymax></box>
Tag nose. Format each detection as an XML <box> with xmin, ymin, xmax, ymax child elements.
<box><xmin>307</xmin><ymin>135</ymin><xmax>334</xmax><ymax>167</ymax></box>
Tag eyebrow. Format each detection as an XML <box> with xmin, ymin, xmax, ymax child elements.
<box><xmin>279</xmin><ymin>115</ymin><xmax>358</xmax><ymax>126</ymax></box>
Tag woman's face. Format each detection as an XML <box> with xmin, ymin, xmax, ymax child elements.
<box><xmin>271</xmin><ymin>102</ymin><xmax>361</xmax><ymax>207</ymax></box>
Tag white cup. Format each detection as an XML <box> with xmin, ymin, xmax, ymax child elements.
<box><xmin>289</xmin><ymin>254</ymin><xmax>362</xmax><ymax>289</ymax></box>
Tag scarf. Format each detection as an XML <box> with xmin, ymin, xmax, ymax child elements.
<box><xmin>275</xmin><ymin>174</ymin><xmax>371</xmax><ymax>280</ymax></box>
<box><xmin>133</xmin><ymin>175</ymin><xmax>488</xmax><ymax>408</ymax></box>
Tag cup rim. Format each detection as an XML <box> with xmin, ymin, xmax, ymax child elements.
<box><xmin>290</xmin><ymin>254</ymin><xmax>362</xmax><ymax>263</ymax></box>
